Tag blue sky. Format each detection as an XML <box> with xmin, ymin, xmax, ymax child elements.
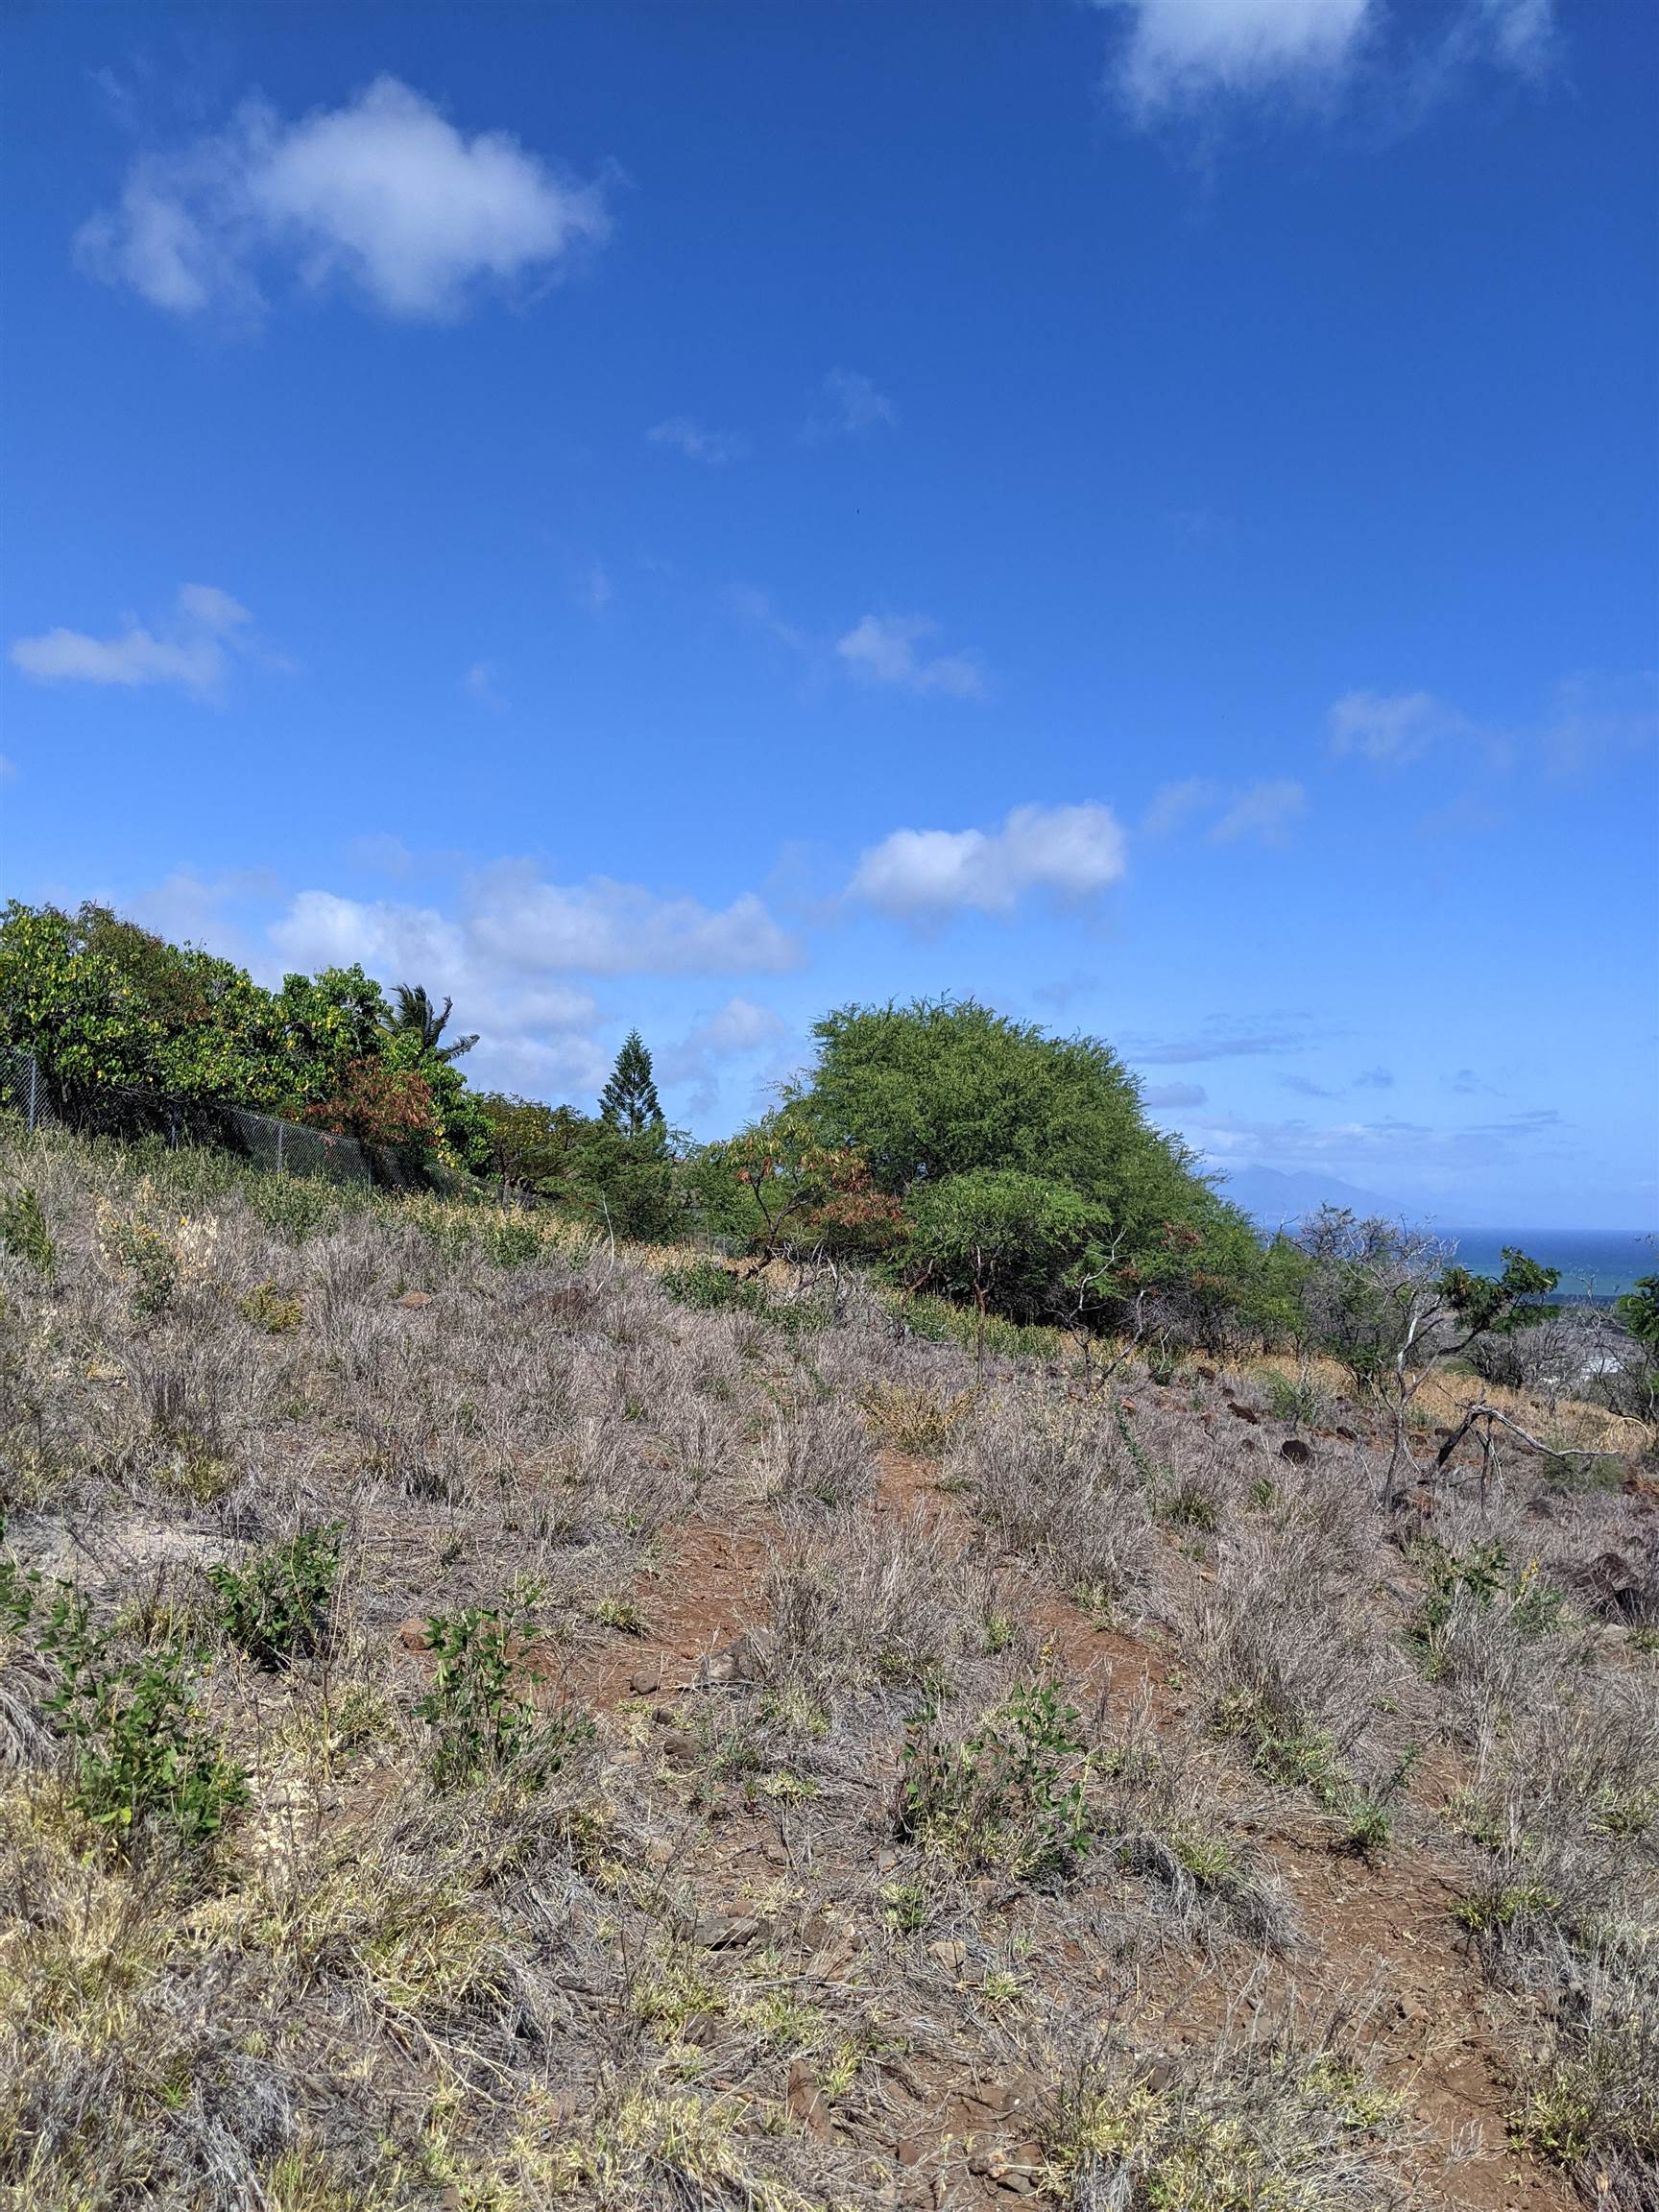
<box><xmin>2</xmin><ymin>0</ymin><xmax>1654</xmax><ymax>1228</ymax></box>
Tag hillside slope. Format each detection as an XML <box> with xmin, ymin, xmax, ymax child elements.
<box><xmin>0</xmin><ymin>1121</ymin><xmax>1654</xmax><ymax>2211</ymax></box>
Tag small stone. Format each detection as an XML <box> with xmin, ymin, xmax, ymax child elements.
<box><xmin>1280</xmin><ymin>1437</ymin><xmax>1314</xmax><ymax>1466</ymax></box>
<box><xmin>694</xmin><ymin>1911</ymin><xmax>758</xmax><ymax>1949</ymax></box>
<box><xmin>895</xmin><ymin>2137</ymin><xmax>925</xmax><ymax>2167</ymax></box>
<box><xmin>629</xmin><ymin>1659</ymin><xmax>662</xmax><ymax>1695</ymax></box>
<box><xmin>643</xmin><ymin>1837</ymin><xmax>675</xmax><ymax>1871</ymax></box>
<box><xmin>396</xmin><ymin>1617</ymin><xmax>431</xmax><ymax>1651</ymax></box>
<box><xmin>396</xmin><ymin>1290</ymin><xmax>434</xmax><ymax>1309</ymax></box>
<box><xmin>926</xmin><ymin>1937</ymin><xmax>968</xmax><ymax>1976</ymax></box>
<box><xmin>787</xmin><ymin>2058</ymin><xmax>834</xmax><ymax>2142</ymax></box>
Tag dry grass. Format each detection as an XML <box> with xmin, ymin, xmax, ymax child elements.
<box><xmin>0</xmin><ymin>1118</ymin><xmax>1655</xmax><ymax>2208</ymax></box>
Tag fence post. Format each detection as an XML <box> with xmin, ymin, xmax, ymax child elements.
<box><xmin>25</xmin><ymin>1055</ymin><xmax>38</xmax><ymax>1134</ymax></box>
<box><xmin>276</xmin><ymin>1121</ymin><xmax>285</xmax><ymax>1176</ymax></box>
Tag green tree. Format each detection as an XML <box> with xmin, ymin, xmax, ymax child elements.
<box><xmin>1617</xmin><ymin>1274</ymin><xmax>1659</xmax><ymax>1355</ymax></box>
<box><xmin>905</xmin><ymin>1169</ymin><xmax>1107</xmax><ymax>1370</ymax></box>
<box><xmin>772</xmin><ymin>996</ymin><xmax>1254</xmax><ymax>1332</ymax></box>
<box><xmin>599</xmin><ymin>1030</ymin><xmax>663</xmax><ymax>1136</ymax></box>
<box><xmin>385</xmin><ymin>983</ymin><xmax>478</xmax><ymax>1062</ymax></box>
<box><xmin>474</xmin><ymin>1093</ymin><xmax>590</xmax><ymax>1201</ymax></box>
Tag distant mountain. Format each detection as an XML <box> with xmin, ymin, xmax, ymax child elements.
<box><xmin>1220</xmin><ymin>1166</ymin><xmax>1394</xmax><ymax>1228</ymax></box>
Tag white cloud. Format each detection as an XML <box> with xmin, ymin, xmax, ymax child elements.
<box><xmin>1477</xmin><ymin>0</ymin><xmax>1553</xmax><ymax>75</ymax></box>
<box><xmin>469</xmin><ymin>866</ymin><xmax>802</xmax><ymax>977</ymax></box>
<box><xmin>1101</xmin><ymin>0</ymin><xmax>1553</xmax><ymax>117</ymax></box>
<box><xmin>805</xmin><ymin>369</ymin><xmax>898</xmax><ymax>441</ymax></box>
<box><xmin>10</xmin><ymin>584</ymin><xmax>253</xmax><ymax>700</ymax></box>
<box><xmin>849</xmin><ymin>802</ymin><xmax>1127</xmax><ymax>921</ymax></box>
<box><xmin>1142</xmin><ymin>777</ymin><xmax>1219</xmax><ymax>836</ymax></box>
<box><xmin>1106</xmin><ymin>0</ymin><xmax>1374</xmax><ymax>113</ymax></box>
<box><xmin>265</xmin><ymin>868</ymin><xmax>798</xmax><ymax>1104</ymax></box>
<box><xmin>648</xmin><ymin>417</ymin><xmax>748</xmax><ymax>465</ymax></box>
<box><xmin>77</xmin><ymin>77</ymin><xmax>608</xmax><ymax>322</ymax></box>
<box><xmin>1328</xmin><ymin>688</ymin><xmax>1463</xmax><ymax>764</ymax></box>
<box><xmin>836</xmin><ymin>614</ymin><xmax>984</xmax><ymax>699</ymax></box>
<box><xmin>1144</xmin><ymin>776</ymin><xmax>1306</xmax><ymax>844</ymax></box>
<box><xmin>0</xmin><ymin>755</ymin><xmax>15</xmax><ymax>783</ymax></box>
<box><xmin>657</xmin><ymin>997</ymin><xmax>789</xmax><ymax>1112</ymax></box>
<box><xmin>1209</xmin><ymin>779</ymin><xmax>1307</xmax><ymax>845</ymax></box>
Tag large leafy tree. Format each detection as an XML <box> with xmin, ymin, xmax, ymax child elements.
<box><xmin>771</xmin><ymin>996</ymin><xmax>1254</xmax><ymax>1328</ymax></box>
<box><xmin>0</xmin><ymin>901</ymin><xmax>489</xmax><ymax>1173</ymax></box>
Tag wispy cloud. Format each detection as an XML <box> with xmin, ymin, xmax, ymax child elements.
<box><xmin>1099</xmin><ymin>0</ymin><xmax>1554</xmax><ymax>120</ymax></box>
<box><xmin>10</xmin><ymin>584</ymin><xmax>255</xmax><ymax>701</ymax></box>
<box><xmin>836</xmin><ymin>614</ymin><xmax>984</xmax><ymax>699</ymax></box>
<box><xmin>1142</xmin><ymin>1080</ymin><xmax>1207</xmax><ymax>1109</ymax></box>
<box><xmin>1328</xmin><ymin>688</ymin><xmax>1469</xmax><ymax>765</ymax></box>
<box><xmin>805</xmin><ymin>368</ymin><xmax>897</xmax><ymax>442</ymax></box>
<box><xmin>656</xmin><ymin>997</ymin><xmax>789</xmax><ymax>1115</ymax></box>
<box><xmin>78</xmin><ymin>77</ymin><xmax>608</xmax><ymax>322</ymax></box>
<box><xmin>462</xmin><ymin>662</ymin><xmax>508</xmax><ymax>711</ymax></box>
<box><xmin>648</xmin><ymin>416</ymin><xmax>749</xmax><ymax>465</ymax></box>
<box><xmin>1330</xmin><ymin>673</ymin><xmax>1654</xmax><ymax>778</ymax></box>
<box><xmin>1144</xmin><ymin>776</ymin><xmax>1307</xmax><ymax>845</ymax></box>
<box><xmin>848</xmin><ymin>802</ymin><xmax>1126</xmax><ymax>922</ymax></box>
<box><xmin>1127</xmin><ymin>1016</ymin><xmax>1320</xmax><ymax>1066</ymax></box>
<box><xmin>1210</xmin><ymin>779</ymin><xmax>1307</xmax><ymax>845</ymax></box>
<box><xmin>575</xmin><ymin>563</ymin><xmax>613</xmax><ymax>615</ymax></box>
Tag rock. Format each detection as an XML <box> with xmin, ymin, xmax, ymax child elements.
<box><xmin>629</xmin><ymin>1658</ymin><xmax>662</xmax><ymax>1695</ymax></box>
<box><xmin>1280</xmin><ymin>1437</ymin><xmax>1314</xmax><ymax>1465</ymax></box>
<box><xmin>694</xmin><ymin>1911</ymin><xmax>758</xmax><ymax>1949</ymax></box>
<box><xmin>1584</xmin><ymin>1551</ymin><xmax>1642</xmax><ymax>1620</ymax></box>
<box><xmin>698</xmin><ymin>1633</ymin><xmax>762</xmax><ymax>1688</ymax></box>
<box><xmin>788</xmin><ymin>2058</ymin><xmax>834</xmax><ymax>2141</ymax></box>
<box><xmin>396</xmin><ymin>1617</ymin><xmax>431</xmax><ymax>1651</ymax></box>
<box><xmin>1226</xmin><ymin>1400</ymin><xmax>1261</xmax><ymax>1425</ymax></box>
<box><xmin>895</xmin><ymin>2135</ymin><xmax>926</xmax><ymax>2166</ymax></box>
<box><xmin>926</xmin><ymin>1937</ymin><xmax>968</xmax><ymax>1976</ymax></box>
<box><xmin>396</xmin><ymin>1290</ymin><xmax>434</xmax><ymax>1309</ymax></box>
<box><xmin>643</xmin><ymin>1837</ymin><xmax>675</xmax><ymax>1872</ymax></box>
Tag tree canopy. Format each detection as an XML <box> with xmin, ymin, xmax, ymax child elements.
<box><xmin>752</xmin><ymin>996</ymin><xmax>1264</xmax><ymax>1331</ymax></box>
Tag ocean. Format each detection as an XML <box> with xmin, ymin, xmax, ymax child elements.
<box><xmin>1427</xmin><ymin>1228</ymin><xmax>1655</xmax><ymax>1302</ymax></box>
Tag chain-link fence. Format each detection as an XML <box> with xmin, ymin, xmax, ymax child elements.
<box><xmin>0</xmin><ymin>1045</ymin><xmax>397</xmax><ymax>1190</ymax></box>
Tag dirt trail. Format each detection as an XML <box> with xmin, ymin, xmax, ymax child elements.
<box><xmin>552</xmin><ymin>1442</ymin><xmax>1571</xmax><ymax>2210</ymax></box>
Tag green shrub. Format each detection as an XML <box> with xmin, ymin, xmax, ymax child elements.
<box><xmin>205</xmin><ymin>1524</ymin><xmax>341</xmax><ymax>1669</ymax></box>
<box><xmin>39</xmin><ymin>1587</ymin><xmax>247</xmax><ymax>1855</ymax></box>
<box><xmin>239</xmin><ymin>1280</ymin><xmax>302</xmax><ymax>1333</ymax></box>
<box><xmin>416</xmin><ymin>1601</ymin><xmax>592</xmax><ymax>1791</ymax></box>
<box><xmin>660</xmin><ymin>1258</ymin><xmax>765</xmax><ymax>1315</ymax></box>
<box><xmin>0</xmin><ymin>1184</ymin><xmax>55</xmax><ymax>1279</ymax></box>
<box><xmin>899</xmin><ymin>1679</ymin><xmax>1093</xmax><ymax>1881</ymax></box>
<box><xmin>107</xmin><ymin>1217</ymin><xmax>179</xmax><ymax>1318</ymax></box>
<box><xmin>1260</xmin><ymin>1369</ymin><xmax>1324</xmax><ymax>1427</ymax></box>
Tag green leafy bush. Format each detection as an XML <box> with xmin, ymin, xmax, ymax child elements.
<box><xmin>38</xmin><ymin>1588</ymin><xmax>248</xmax><ymax>1855</ymax></box>
<box><xmin>239</xmin><ymin>1280</ymin><xmax>303</xmax><ymax>1333</ymax></box>
<box><xmin>416</xmin><ymin>1600</ymin><xmax>591</xmax><ymax>1791</ymax></box>
<box><xmin>205</xmin><ymin>1524</ymin><xmax>341</xmax><ymax>1669</ymax></box>
<box><xmin>899</xmin><ymin>1679</ymin><xmax>1093</xmax><ymax>1881</ymax></box>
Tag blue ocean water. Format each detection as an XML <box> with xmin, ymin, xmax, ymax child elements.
<box><xmin>1430</xmin><ymin>1229</ymin><xmax>1655</xmax><ymax>1302</ymax></box>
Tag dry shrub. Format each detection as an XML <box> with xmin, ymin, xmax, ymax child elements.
<box><xmin>759</xmin><ymin>1398</ymin><xmax>878</xmax><ymax>1517</ymax></box>
<box><xmin>947</xmin><ymin>1388</ymin><xmax>1153</xmax><ymax>1613</ymax></box>
<box><xmin>1190</xmin><ymin>1485</ymin><xmax>1393</xmax><ymax>1813</ymax></box>
<box><xmin>1045</xmin><ymin>2001</ymin><xmax>1402</xmax><ymax>2210</ymax></box>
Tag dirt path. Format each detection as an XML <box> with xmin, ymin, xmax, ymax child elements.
<box><xmin>550</xmin><ymin>1445</ymin><xmax>1572</xmax><ymax>2210</ymax></box>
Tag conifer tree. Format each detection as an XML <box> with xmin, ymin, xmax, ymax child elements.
<box><xmin>599</xmin><ymin>1030</ymin><xmax>663</xmax><ymax>1135</ymax></box>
